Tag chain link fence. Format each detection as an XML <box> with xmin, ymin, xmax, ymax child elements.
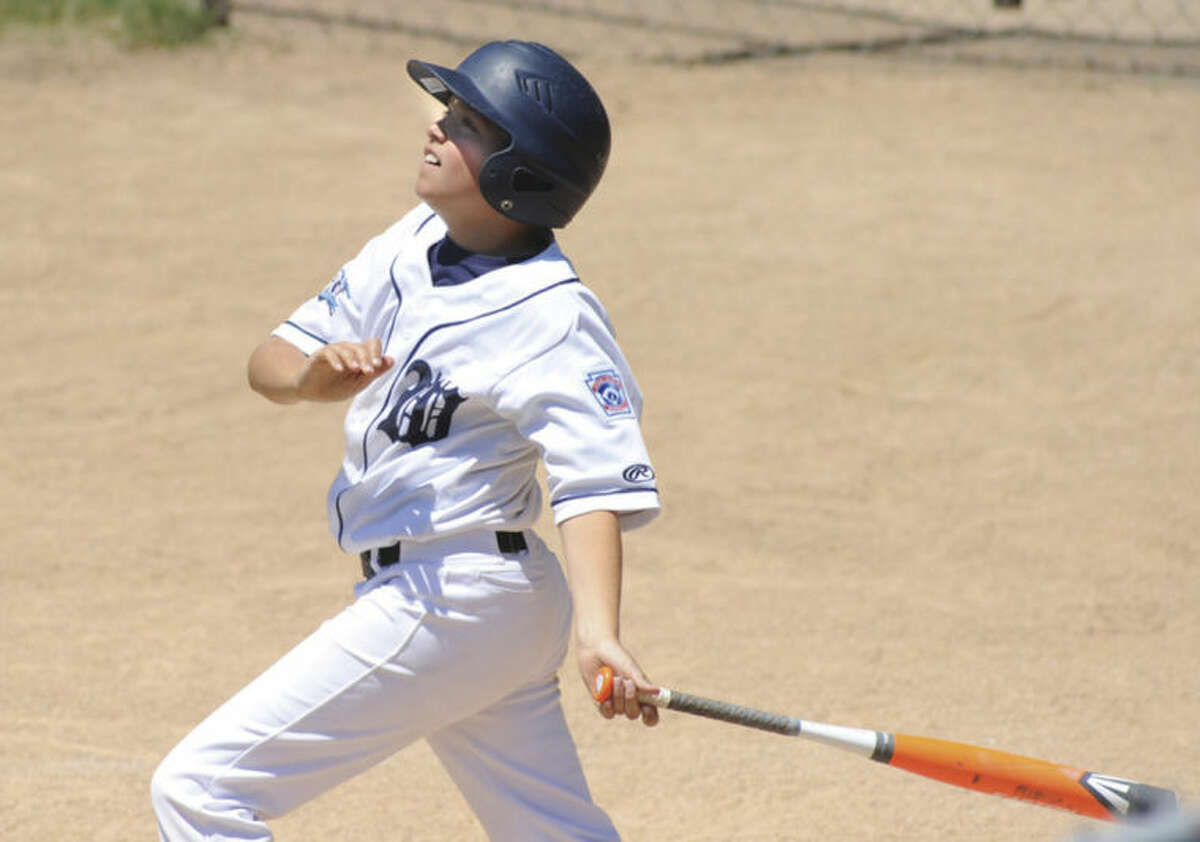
<box><xmin>233</xmin><ymin>0</ymin><xmax>1200</xmax><ymax>76</ymax></box>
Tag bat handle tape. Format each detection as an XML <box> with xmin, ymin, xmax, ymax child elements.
<box><xmin>640</xmin><ymin>687</ymin><xmax>804</xmax><ymax>737</ymax></box>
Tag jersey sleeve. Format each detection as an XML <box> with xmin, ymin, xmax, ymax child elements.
<box><xmin>270</xmin><ymin>229</ymin><xmax>389</xmax><ymax>354</ymax></box>
<box><xmin>490</xmin><ymin>305</ymin><xmax>661</xmax><ymax>531</ymax></box>
<box><xmin>272</xmin><ymin>269</ymin><xmax>362</xmax><ymax>354</ymax></box>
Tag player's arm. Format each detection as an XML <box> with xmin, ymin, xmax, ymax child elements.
<box><xmin>247</xmin><ymin>335</ymin><xmax>393</xmax><ymax>404</ymax></box>
<box><xmin>559</xmin><ymin>509</ymin><xmax>659</xmax><ymax>727</ymax></box>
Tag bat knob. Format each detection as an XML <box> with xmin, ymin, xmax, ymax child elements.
<box><xmin>592</xmin><ymin>666</ymin><xmax>614</xmax><ymax>703</ymax></box>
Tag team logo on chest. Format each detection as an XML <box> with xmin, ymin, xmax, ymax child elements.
<box><xmin>377</xmin><ymin>359</ymin><xmax>466</xmax><ymax>447</ymax></box>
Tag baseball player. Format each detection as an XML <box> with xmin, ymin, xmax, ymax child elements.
<box><xmin>151</xmin><ymin>40</ymin><xmax>660</xmax><ymax>841</ymax></box>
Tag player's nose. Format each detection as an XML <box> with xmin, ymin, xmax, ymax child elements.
<box><xmin>427</xmin><ymin>118</ymin><xmax>447</xmax><ymax>142</ymax></box>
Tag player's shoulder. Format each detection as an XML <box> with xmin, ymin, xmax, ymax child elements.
<box><xmin>485</xmin><ymin>262</ymin><xmax>620</xmax><ymax>382</ymax></box>
<box><xmin>498</xmin><ymin>256</ymin><xmax>614</xmax><ymax>343</ymax></box>
<box><xmin>540</xmin><ymin>269</ymin><xmax>616</xmax><ymax>340</ymax></box>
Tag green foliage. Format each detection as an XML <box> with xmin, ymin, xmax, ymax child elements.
<box><xmin>0</xmin><ymin>0</ymin><xmax>217</xmax><ymax>46</ymax></box>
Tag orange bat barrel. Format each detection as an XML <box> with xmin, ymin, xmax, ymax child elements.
<box><xmin>884</xmin><ymin>734</ymin><xmax>1178</xmax><ymax>821</ymax></box>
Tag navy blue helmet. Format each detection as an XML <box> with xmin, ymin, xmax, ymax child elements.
<box><xmin>408</xmin><ymin>40</ymin><xmax>611</xmax><ymax>229</ymax></box>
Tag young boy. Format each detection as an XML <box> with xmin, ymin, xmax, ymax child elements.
<box><xmin>151</xmin><ymin>40</ymin><xmax>660</xmax><ymax>841</ymax></box>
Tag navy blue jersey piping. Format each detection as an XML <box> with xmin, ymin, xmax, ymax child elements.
<box><xmin>284</xmin><ymin>320</ymin><xmax>329</xmax><ymax>346</ymax></box>
<box><xmin>413</xmin><ymin>210</ymin><xmax>438</xmax><ymax>236</ymax></box>
<box><xmin>382</xmin><ymin>251</ymin><xmax>405</xmax><ymax>346</ymax></box>
<box><xmin>334</xmin><ymin>491</ymin><xmax>348</xmax><ymax>549</ymax></box>
<box><xmin>334</xmin><ymin>276</ymin><xmax>581</xmax><ymax>549</ymax></box>
<box><xmin>332</xmin><ymin>247</ymin><xmax>407</xmax><ymax>549</ymax></box>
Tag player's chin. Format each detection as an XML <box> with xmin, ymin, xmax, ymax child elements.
<box><xmin>414</xmin><ymin>179</ymin><xmax>459</xmax><ymax>213</ymax></box>
<box><xmin>414</xmin><ymin>163</ymin><xmax>444</xmax><ymax>196</ymax></box>
<box><xmin>414</xmin><ymin>173</ymin><xmax>434</xmax><ymax>202</ymax></box>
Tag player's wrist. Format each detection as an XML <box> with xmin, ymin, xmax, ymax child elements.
<box><xmin>574</xmin><ymin>618</ymin><xmax>620</xmax><ymax>649</ymax></box>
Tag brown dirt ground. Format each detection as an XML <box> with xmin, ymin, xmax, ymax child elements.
<box><xmin>1</xmin><ymin>12</ymin><xmax>1198</xmax><ymax>842</ymax></box>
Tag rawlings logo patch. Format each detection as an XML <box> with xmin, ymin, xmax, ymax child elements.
<box><xmin>586</xmin><ymin>369</ymin><xmax>631</xmax><ymax>417</ymax></box>
<box><xmin>622</xmin><ymin>464</ymin><xmax>655</xmax><ymax>483</ymax></box>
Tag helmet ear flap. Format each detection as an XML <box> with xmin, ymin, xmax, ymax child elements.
<box><xmin>510</xmin><ymin>167</ymin><xmax>554</xmax><ymax>193</ymax></box>
<box><xmin>478</xmin><ymin>149</ymin><xmax>522</xmax><ymax>217</ymax></box>
<box><xmin>479</xmin><ymin>151</ymin><xmax>583</xmax><ymax>227</ymax></box>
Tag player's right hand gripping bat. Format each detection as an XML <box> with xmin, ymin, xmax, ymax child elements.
<box><xmin>592</xmin><ymin>667</ymin><xmax>1179</xmax><ymax>822</ymax></box>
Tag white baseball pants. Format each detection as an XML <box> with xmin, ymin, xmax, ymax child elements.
<box><xmin>151</xmin><ymin>531</ymin><xmax>619</xmax><ymax>841</ymax></box>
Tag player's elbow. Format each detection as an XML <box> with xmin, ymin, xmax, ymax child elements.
<box><xmin>245</xmin><ymin>349</ymin><xmax>271</xmax><ymax>397</ymax></box>
<box><xmin>247</xmin><ymin>337</ymin><xmax>303</xmax><ymax>404</ymax></box>
<box><xmin>245</xmin><ymin>349</ymin><xmax>274</xmax><ymax>399</ymax></box>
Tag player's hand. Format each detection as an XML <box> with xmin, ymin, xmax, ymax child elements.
<box><xmin>295</xmin><ymin>339</ymin><xmax>394</xmax><ymax>402</ymax></box>
<box><xmin>578</xmin><ymin>638</ymin><xmax>659</xmax><ymax>727</ymax></box>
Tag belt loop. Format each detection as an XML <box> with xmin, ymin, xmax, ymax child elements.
<box><xmin>496</xmin><ymin>531</ymin><xmax>527</xmax><ymax>554</ymax></box>
<box><xmin>359</xmin><ymin>544</ymin><xmax>401</xmax><ymax>579</ymax></box>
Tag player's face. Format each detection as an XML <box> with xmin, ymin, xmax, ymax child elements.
<box><xmin>415</xmin><ymin>97</ymin><xmax>509</xmax><ymax>218</ymax></box>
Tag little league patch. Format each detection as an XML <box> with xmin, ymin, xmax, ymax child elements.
<box><xmin>586</xmin><ymin>369</ymin><xmax>631</xmax><ymax>417</ymax></box>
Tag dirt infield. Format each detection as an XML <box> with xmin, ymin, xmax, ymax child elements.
<box><xmin>1</xmin><ymin>14</ymin><xmax>1197</xmax><ymax>842</ymax></box>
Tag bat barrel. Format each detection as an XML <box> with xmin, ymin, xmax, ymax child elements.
<box><xmin>889</xmin><ymin>734</ymin><xmax>1179</xmax><ymax>821</ymax></box>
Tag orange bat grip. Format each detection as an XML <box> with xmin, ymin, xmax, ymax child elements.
<box><xmin>889</xmin><ymin>734</ymin><xmax>1111</xmax><ymax>820</ymax></box>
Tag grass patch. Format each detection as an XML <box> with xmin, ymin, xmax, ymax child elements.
<box><xmin>0</xmin><ymin>0</ymin><xmax>220</xmax><ymax>46</ymax></box>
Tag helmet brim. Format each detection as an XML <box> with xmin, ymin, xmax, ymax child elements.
<box><xmin>406</xmin><ymin>59</ymin><xmax>510</xmax><ymax>136</ymax></box>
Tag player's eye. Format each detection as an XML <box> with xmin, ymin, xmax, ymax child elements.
<box><xmin>455</xmin><ymin>109</ymin><xmax>479</xmax><ymax>133</ymax></box>
<box><xmin>442</xmin><ymin>105</ymin><xmax>479</xmax><ymax>137</ymax></box>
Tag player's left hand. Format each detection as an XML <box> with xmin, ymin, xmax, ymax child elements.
<box><xmin>295</xmin><ymin>338</ymin><xmax>394</xmax><ymax>402</ymax></box>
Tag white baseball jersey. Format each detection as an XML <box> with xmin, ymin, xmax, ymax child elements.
<box><xmin>272</xmin><ymin>203</ymin><xmax>660</xmax><ymax>553</ymax></box>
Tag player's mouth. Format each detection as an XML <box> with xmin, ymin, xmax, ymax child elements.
<box><xmin>423</xmin><ymin>148</ymin><xmax>440</xmax><ymax>166</ymax></box>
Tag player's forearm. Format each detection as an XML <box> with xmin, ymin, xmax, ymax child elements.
<box><xmin>559</xmin><ymin>510</ymin><xmax>623</xmax><ymax>645</ymax></box>
<box><xmin>247</xmin><ymin>336</ymin><xmax>306</xmax><ymax>404</ymax></box>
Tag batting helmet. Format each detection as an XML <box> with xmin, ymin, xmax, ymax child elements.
<box><xmin>407</xmin><ymin>41</ymin><xmax>610</xmax><ymax>229</ymax></box>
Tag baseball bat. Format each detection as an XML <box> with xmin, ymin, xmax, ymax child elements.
<box><xmin>592</xmin><ymin>667</ymin><xmax>1178</xmax><ymax>822</ymax></box>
